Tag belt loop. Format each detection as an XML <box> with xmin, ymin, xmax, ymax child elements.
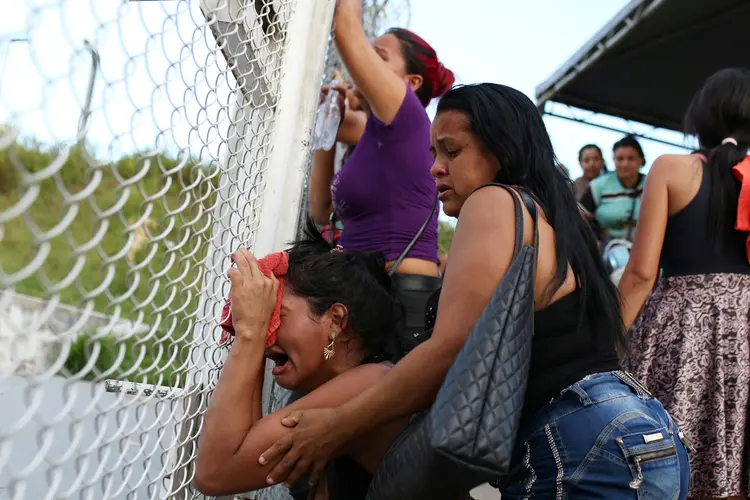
<box><xmin>561</xmin><ymin>384</ymin><xmax>592</xmax><ymax>406</ymax></box>
<box><xmin>614</xmin><ymin>371</ymin><xmax>652</xmax><ymax>399</ymax></box>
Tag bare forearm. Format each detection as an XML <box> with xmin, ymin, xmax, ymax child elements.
<box><xmin>618</xmin><ymin>272</ymin><xmax>655</xmax><ymax>330</ymax></box>
<box><xmin>333</xmin><ymin>10</ymin><xmax>404</xmax><ymax>125</ymax></box>
<box><xmin>333</xmin><ymin>13</ymin><xmax>369</xmax><ymax>90</ymax></box>
<box><xmin>200</xmin><ymin>336</ymin><xmax>265</xmax><ymax>459</ymax></box>
<box><xmin>341</xmin><ymin>339</ymin><xmax>456</xmax><ymax>438</ymax></box>
<box><xmin>338</xmin><ymin>109</ymin><xmax>365</xmax><ymax>145</ymax></box>
<box><xmin>309</xmin><ymin>149</ymin><xmax>335</xmax><ymax>225</ymax></box>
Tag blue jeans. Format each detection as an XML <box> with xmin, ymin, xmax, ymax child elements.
<box><xmin>503</xmin><ymin>371</ymin><xmax>691</xmax><ymax>499</ymax></box>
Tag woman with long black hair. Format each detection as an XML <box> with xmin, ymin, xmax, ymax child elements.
<box><xmin>257</xmin><ymin>83</ymin><xmax>690</xmax><ymax>498</ymax></box>
<box><xmin>620</xmin><ymin>67</ymin><xmax>750</xmax><ymax>500</ymax></box>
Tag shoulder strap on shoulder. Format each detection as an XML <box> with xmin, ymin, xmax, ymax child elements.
<box><xmin>519</xmin><ymin>190</ymin><xmax>539</xmax><ymax>253</ymax></box>
<box><xmin>469</xmin><ymin>183</ymin><xmax>539</xmax><ymax>261</ymax></box>
<box><xmin>470</xmin><ymin>183</ymin><xmax>541</xmax><ymax>310</ymax></box>
<box><xmin>518</xmin><ymin>190</ymin><xmax>540</xmax><ymax>290</ymax></box>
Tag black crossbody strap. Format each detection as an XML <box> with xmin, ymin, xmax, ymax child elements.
<box><xmin>388</xmin><ymin>194</ymin><xmax>439</xmax><ymax>277</ymax></box>
<box><xmin>469</xmin><ymin>183</ymin><xmax>539</xmax><ymax>262</ymax></box>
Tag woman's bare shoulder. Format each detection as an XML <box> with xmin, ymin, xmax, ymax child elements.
<box><xmin>344</xmin><ymin>363</ymin><xmax>407</xmax><ymax>472</ymax></box>
<box><xmin>353</xmin><ymin>361</ymin><xmax>392</xmax><ymax>378</ymax></box>
<box><xmin>287</xmin><ymin>363</ymin><xmax>391</xmax><ymax>413</ymax></box>
<box><xmin>650</xmin><ymin>153</ymin><xmax>702</xmax><ymax>175</ymax></box>
<box><xmin>456</xmin><ymin>185</ymin><xmax>516</xmax><ymax>228</ymax></box>
<box><xmin>323</xmin><ymin>362</ymin><xmax>391</xmax><ymax>389</ymax></box>
<box><xmin>647</xmin><ymin>154</ymin><xmax>704</xmax><ymax>194</ymax></box>
<box><xmin>455</xmin><ymin>185</ymin><xmax>530</xmax><ymax>247</ymax></box>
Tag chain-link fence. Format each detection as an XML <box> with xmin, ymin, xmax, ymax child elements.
<box><xmin>319</xmin><ymin>0</ymin><xmax>412</xmax><ymax>81</ymax></box>
<box><xmin>0</xmin><ymin>0</ymin><xmax>335</xmax><ymax>498</ymax></box>
<box><xmin>296</xmin><ymin>0</ymin><xmax>412</xmax><ymax>232</ymax></box>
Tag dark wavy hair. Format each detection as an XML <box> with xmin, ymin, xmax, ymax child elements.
<box><xmin>436</xmin><ymin>83</ymin><xmax>626</xmax><ymax>350</ymax></box>
<box><xmin>284</xmin><ymin>220</ymin><xmax>399</xmax><ymax>363</ymax></box>
<box><xmin>578</xmin><ymin>143</ymin><xmax>608</xmax><ymax>172</ymax></box>
<box><xmin>613</xmin><ymin>135</ymin><xmax>646</xmax><ymax>166</ymax></box>
<box><xmin>684</xmin><ymin>67</ymin><xmax>750</xmax><ymax>251</ymax></box>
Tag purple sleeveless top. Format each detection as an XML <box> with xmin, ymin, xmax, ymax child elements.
<box><xmin>330</xmin><ymin>86</ymin><xmax>439</xmax><ymax>264</ymax></box>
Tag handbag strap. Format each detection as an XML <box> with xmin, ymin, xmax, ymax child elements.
<box><xmin>388</xmin><ymin>194</ymin><xmax>439</xmax><ymax>276</ymax></box>
<box><xmin>469</xmin><ymin>183</ymin><xmax>539</xmax><ymax>262</ymax></box>
<box><xmin>519</xmin><ymin>190</ymin><xmax>540</xmax><ymax>260</ymax></box>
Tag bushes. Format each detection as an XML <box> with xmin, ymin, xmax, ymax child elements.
<box><xmin>0</xmin><ymin>139</ymin><xmax>219</xmax><ymax>313</ymax></box>
<box><xmin>1</xmin><ymin>138</ymin><xmax>218</xmax><ymax>386</ymax></box>
<box><xmin>438</xmin><ymin>221</ymin><xmax>454</xmax><ymax>255</ymax></box>
<box><xmin>61</xmin><ymin>329</ymin><xmax>189</xmax><ymax>386</ymax></box>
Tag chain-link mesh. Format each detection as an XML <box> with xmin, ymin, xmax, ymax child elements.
<box><xmin>0</xmin><ymin>1</ymin><xmax>333</xmax><ymax>498</ymax></box>
<box><xmin>322</xmin><ymin>0</ymin><xmax>412</xmax><ymax>79</ymax></box>
<box><xmin>296</xmin><ymin>0</ymin><xmax>412</xmax><ymax>233</ymax></box>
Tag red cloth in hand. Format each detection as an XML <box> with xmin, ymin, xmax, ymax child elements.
<box><xmin>733</xmin><ymin>157</ymin><xmax>750</xmax><ymax>263</ymax></box>
<box><xmin>219</xmin><ymin>251</ymin><xmax>289</xmax><ymax>347</ymax></box>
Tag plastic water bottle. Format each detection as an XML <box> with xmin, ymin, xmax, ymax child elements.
<box><xmin>312</xmin><ymin>81</ymin><xmax>341</xmax><ymax>151</ymax></box>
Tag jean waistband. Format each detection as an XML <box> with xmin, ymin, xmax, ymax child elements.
<box><xmin>519</xmin><ymin>371</ymin><xmax>654</xmax><ymax>441</ymax></box>
<box><xmin>561</xmin><ymin>370</ymin><xmax>653</xmax><ymax>403</ymax></box>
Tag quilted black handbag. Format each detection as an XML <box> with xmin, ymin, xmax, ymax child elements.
<box><xmin>366</xmin><ymin>185</ymin><xmax>539</xmax><ymax>500</ymax></box>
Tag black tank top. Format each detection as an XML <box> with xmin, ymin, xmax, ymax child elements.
<box><xmin>325</xmin><ymin>456</ymin><xmax>372</xmax><ymax>499</ymax></box>
<box><xmin>424</xmin><ymin>287</ymin><xmax>620</xmax><ymax>419</ymax></box>
<box><xmin>660</xmin><ymin>163</ymin><xmax>750</xmax><ymax>277</ymax></box>
<box><xmin>284</xmin><ymin>394</ymin><xmax>372</xmax><ymax>500</ymax></box>
<box><xmin>289</xmin><ymin>458</ymin><xmax>371</xmax><ymax>500</ymax></box>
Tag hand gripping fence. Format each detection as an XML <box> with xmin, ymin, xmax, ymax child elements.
<box><xmin>0</xmin><ymin>1</ymin><xmax>338</xmax><ymax>498</ymax></box>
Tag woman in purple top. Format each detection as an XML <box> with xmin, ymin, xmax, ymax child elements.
<box><xmin>307</xmin><ymin>0</ymin><xmax>454</xmax><ymax>358</ymax></box>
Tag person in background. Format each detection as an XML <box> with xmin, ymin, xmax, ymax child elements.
<box><xmin>307</xmin><ymin>0</ymin><xmax>454</xmax><ymax>358</ymax></box>
<box><xmin>257</xmin><ymin>83</ymin><xmax>690</xmax><ymax>499</ymax></box>
<box><xmin>195</xmin><ymin>223</ymin><xmax>407</xmax><ymax>499</ymax></box>
<box><xmin>579</xmin><ymin>135</ymin><xmax>646</xmax><ymax>243</ymax></box>
<box><xmin>558</xmin><ymin>163</ymin><xmax>571</xmax><ymax>178</ymax></box>
<box><xmin>574</xmin><ymin>144</ymin><xmax>606</xmax><ymax>200</ymax></box>
<box><xmin>620</xmin><ymin>67</ymin><xmax>750</xmax><ymax>500</ymax></box>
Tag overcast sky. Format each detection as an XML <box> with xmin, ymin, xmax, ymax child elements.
<box><xmin>1</xmin><ymin>0</ymin><xmax>694</xmax><ymax>224</ymax></box>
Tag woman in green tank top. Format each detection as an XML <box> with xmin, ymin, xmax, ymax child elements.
<box><xmin>579</xmin><ymin>135</ymin><xmax>646</xmax><ymax>242</ymax></box>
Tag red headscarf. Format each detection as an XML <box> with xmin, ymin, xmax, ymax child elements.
<box><xmin>733</xmin><ymin>156</ymin><xmax>750</xmax><ymax>263</ymax></box>
<box><xmin>219</xmin><ymin>251</ymin><xmax>289</xmax><ymax>347</ymax></box>
<box><xmin>393</xmin><ymin>28</ymin><xmax>455</xmax><ymax>103</ymax></box>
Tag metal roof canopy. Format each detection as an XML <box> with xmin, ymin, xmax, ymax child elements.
<box><xmin>536</xmin><ymin>0</ymin><xmax>750</xmax><ymax>139</ymax></box>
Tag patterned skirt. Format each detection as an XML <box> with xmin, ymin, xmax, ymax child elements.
<box><xmin>623</xmin><ymin>273</ymin><xmax>750</xmax><ymax>498</ymax></box>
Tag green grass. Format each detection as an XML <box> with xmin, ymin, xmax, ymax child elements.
<box><xmin>0</xmin><ymin>139</ymin><xmax>220</xmax><ymax>385</ymax></box>
<box><xmin>60</xmin><ymin>330</ymin><xmax>189</xmax><ymax>386</ymax></box>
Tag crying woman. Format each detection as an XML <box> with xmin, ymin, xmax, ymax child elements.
<box><xmin>195</xmin><ymin>222</ymin><xmax>407</xmax><ymax>500</ymax></box>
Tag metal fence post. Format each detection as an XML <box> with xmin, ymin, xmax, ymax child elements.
<box><xmin>170</xmin><ymin>2</ymin><xmax>337</xmax><ymax>499</ymax></box>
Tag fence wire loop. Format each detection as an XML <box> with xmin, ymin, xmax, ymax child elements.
<box><xmin>0</xmin><ymin>1</ymin><xmax>410</xmax><ymax>499</ymax></box>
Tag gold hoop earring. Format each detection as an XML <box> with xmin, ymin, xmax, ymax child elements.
<box><xmin>323</xmin><ymin>333</ymin><xmax>336</xmax><ymax>360</ymax></box>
